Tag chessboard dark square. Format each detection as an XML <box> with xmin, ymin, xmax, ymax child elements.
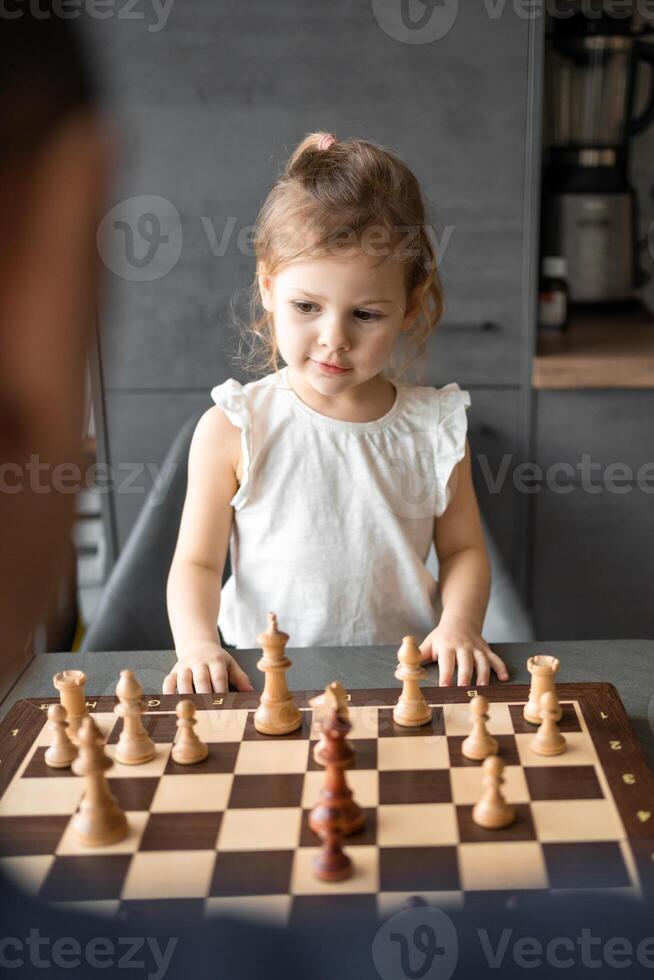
<box><xmin>140</xmin><ymin>812</ymin><xmax>222</xmax><ymax>851</ymax></box>
<box><xmin>448</xmin><ymin>735</ymin><xmax>520</xmax><ymax>767</ymax></box>
<box><xmin>210</xmin><ymin>850</ymin><xmax>293</xmax><ymax>896</ymax></box>
<box><xmin>299</xmin><ymin>808</ymin><xmax>377</xmax><ymax>847</ymax></box>
<box><xmin>289</xmin><ymin>894</ymin><xmax>378</xmax><ymax>928</ymax></box>
<box><xmin>456</xmin><ymin>804</ymin><xmax>536</xmax><ymax>843</ymax></box>
<box><xmin>241</xmin><ymin>710</ymin><xmax>312</xmax><ymax>741</ymax></box>
<box><xmin>0</xmin><ymin>815</ymin><xmax>69</xmax><ymax>856</ymax></box>
<box><xmin>379</xmin><ymin>769</ymin><xmax>451</xmax><ymax>805</ymax></box>
<box><xmin>117</xmin><ymin>898</ymin><xmax>205</xmax><ymax>925</ymax></box>
<box><xmin>228</xmin><ymin>773</ymin><xmax>304</xmax><ymax>808</ymax></box>
<box><xmin>380</xmin><ymin>846</ymin><xmax>460</xmax><ymax>891</ymax></box>
<box><xmin>377</xmin><ymin>707</ymin><xmax>444</xmax><ymax>739</ymax></box>
<box><xmin>307</xmin><ymin>738</ymin><xmax>377</xmax><ymax>772</ymax></box>
<box><xmin>107</xmin><ymin>713</ymin><xmax>178</xmax><ymax>745</ymax></box>
<box><xmin>543</xmin><ymin>841</ymin><xmax>631</xmax><ymax>889</ymax></box>
<box><xmin>524</xmin><ymin>766</ymin><xmax>603</xmax><ymax>801</ymax></box>
<box><xmin>22</xmin><ymin>747</ymin><xmax>77</xmax><ymax>778</ymax></box>
<box><xmin>39</xmin><ymin>855</ymin><xmax>132</xmax><ymax>901</ymax></box>
<box><xmin>107</xmin><ymin>777</ymin><xmax>160</xmax><ymax>811</ymax></box>
<box><xmin>164</xmin><ymin>742</ymin><xmax>239</xmax><ymax>775</ymax></box>
<box><xmin>464</xmin><ymin>889</ymin><xmax>551</xmax><ymax>912</ymax></box>
<box><xmin>509</xmin><ymin>703</ymin><xmax>581</xmax><ymax>734</ymax></box>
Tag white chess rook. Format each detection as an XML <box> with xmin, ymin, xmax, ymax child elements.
<box><xmin>52</xmin><ymin>669</ymin><xmax>88</xmax><ymax>744</ymax></box>
<box><xmin>524</xmin><ymin>655</ymin><xmax>562</xmax><ymax>725</ymax></box>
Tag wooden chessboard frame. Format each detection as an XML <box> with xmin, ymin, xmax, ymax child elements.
<box><xmin>1</xmin><ymin>682</ymin><xmax>653</xmax><ymax>918</ymax></box>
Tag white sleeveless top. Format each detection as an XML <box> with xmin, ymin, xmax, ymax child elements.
<box><xmin>211</xmin><ymin>366</ymin><xmax>471</xmax><ymax>649</ymax></box>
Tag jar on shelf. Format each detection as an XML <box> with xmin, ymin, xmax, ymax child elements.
<box><xmin>538</xmin><ymin>256</ymin><xmax>569</xmax><ymax>332</ymax></box>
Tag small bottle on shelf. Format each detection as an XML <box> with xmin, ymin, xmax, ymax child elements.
<box><xmin>538</xmin><ymin>256</ymin><xmax>569</xmax><ymax>332</ymax></box>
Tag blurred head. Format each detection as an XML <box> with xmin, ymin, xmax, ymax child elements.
<box><xmin>0</xmin><ymin>8</ymin><xmax>110</xmax><ymax>685</ymax></box>
<box><xmin>241</xmin><ymin>131</ymin><xmax>444</xmax><ymax>388</ymax></box>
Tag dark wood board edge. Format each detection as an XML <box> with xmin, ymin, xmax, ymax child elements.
<box><xmin>0</xmin><ymin>700</ymin><xmax>49</xmax><ymax>796</ymax></box>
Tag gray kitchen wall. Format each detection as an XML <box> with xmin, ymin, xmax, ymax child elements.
<box><xmin>87</xmin><ymin>2</ymin><xmax>541</xmax><ymax>596</ymax></box>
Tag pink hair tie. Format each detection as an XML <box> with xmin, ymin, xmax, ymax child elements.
<box><xmin>318</xmin><ymin>133</ymin><xmax>337</xmax><ymax>150</ymax></box>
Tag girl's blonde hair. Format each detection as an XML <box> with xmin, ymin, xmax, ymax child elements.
<box><xmin>234</xmin><ymin>131</ymin><xmax>444</xmax><ymax>384</ymax></box>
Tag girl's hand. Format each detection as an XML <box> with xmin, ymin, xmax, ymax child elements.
<box><xmin>419</xmin><ymin>615</ymin><xmax>508</xmax><ymax>687</ymax></box>
<box><xmin>162</xmin><ymin>640</ymin><xmax>254</xmax><ymax>695</ymax></box>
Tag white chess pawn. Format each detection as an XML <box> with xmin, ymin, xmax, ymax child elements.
<box><xmin>472</xmin><ymin>754</ymin><xmax>515</xmax><ymax>830</ymax></box>
<box><xmin>531</xmin><ymin>691</ymin><xmax>567</xmax><ymax>757</ymax></box>
<box><xmin>71</xmin><ymin>717</ymin><xmax>128</xmax><ymax>847</ymax></box>
<box><xmin>393</xmin><ymin>636</ymin><xmax>431</xmax><ymax>728</ymax></box>
<box><xmin>114</xmin><ymin>670</ymin><xmax>156</xmax><ymax>766</ymax></box>
<box><xmin>461</xmin><ymin>695</ymin><xmax>498</xmax><ymax>761</ymax></box>
<box><xmin>172</xmin><ymin>700</ymin><xmax>208</xmax><ymax>765</ymax></box>
<box><xmin>44</xmin><ymin>703</ymin><xmax>78</xmax><ymax>768</ymax></box>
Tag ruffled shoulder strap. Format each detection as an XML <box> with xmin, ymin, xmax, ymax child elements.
<box><xmin>210</xmin><ymin>378</ymin><xmax>251</xmax><ymax>510</ymax></box>
<box><xmin>434</xmin><ymin>382</ymin><xmax>471</xmax><ymax>515</ymax></box>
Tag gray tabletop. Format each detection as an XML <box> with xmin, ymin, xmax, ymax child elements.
<box><xmin>2</xmin><ymin>639</ymin><xmax>653</xmax><ymax>768</ymax></box>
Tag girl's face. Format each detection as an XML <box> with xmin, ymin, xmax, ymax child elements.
<box><xmin>258</xmin><ymin>249</ymin><xmax>418</xmax><ymax>401</ymax></box>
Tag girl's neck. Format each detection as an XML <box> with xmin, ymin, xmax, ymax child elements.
<box><xmin>285</xmin><ymin>366</ymin><xmax>398</xmax><ymax>423</ymax></box>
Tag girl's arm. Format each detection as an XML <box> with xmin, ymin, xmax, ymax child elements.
<box><xmin>163</xmin><ymin>406</ymin><xmax>253</xmax><ymax>695</ymax></box>
<box><xmin>419</xmin><ymin>438</ymin><xmax>509</xmax><ymax>687</ymax></box>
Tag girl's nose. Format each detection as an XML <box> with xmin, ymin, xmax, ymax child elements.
<box><xmin>317</xmin><ymin>315</ymin><xmax>351</xmax><ymax>351</ymax></box>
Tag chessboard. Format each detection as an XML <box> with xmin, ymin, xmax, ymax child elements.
<box><xmin>1</xmin><ymin>683</ymin><xmax>653</xmax><ymax>926</ymax></box>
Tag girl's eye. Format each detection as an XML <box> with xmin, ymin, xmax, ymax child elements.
<box><xmin>292</xmin><ymin>301</ymin><xmax>316</xmax><ymax>314</ymax></box>
<box><xmin>291</xmin><ymin>301</ymin><xmax>382</xmax><ymax>322</ymax></box>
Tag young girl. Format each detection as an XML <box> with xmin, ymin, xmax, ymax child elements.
<box><xmin>164</xmin><ymin>131</ymin><xmax>508</xmax><ymax>696</ymax></box>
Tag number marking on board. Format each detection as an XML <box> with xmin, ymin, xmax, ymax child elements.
<box><xmin>610</xmin><ymin>740</ymin><xmax>622</xmax><ymax>751</ymax></box>
<box><xmin>622</xmin><ymin>773</ymin><xmax>636</xmax><ymax>785</ymax></box>
<box><xmin>10</xmin><ymin>729</ymin><xmax>19</xmax><ymax>738</ymax></box>
<box><xmin>600</xmin><ymin>711</ymin><xmax>609</xmax><ymax>720</ymax></box>
<box><xmin>637</xmin><ymin>811</ymin><xmax>651</xmax><ymax>824</ymax></box>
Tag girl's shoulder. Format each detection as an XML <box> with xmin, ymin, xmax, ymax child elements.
<box><xmin>399</xmin><ymin>379</ymin><xmax>471</xmax><ymax>427</ymax></box>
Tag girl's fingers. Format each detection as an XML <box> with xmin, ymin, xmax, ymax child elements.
<box><xmin>456</xmin><ymin>648</ymin><xmax>474</xmax><ymax>687</ymax></box>
<box><xmin>177</xmin><ymin>666</ymin><xmax>194</xmax><ymax>695</ymax></box>
<box><xmin>438</xmin><ymin>648</ymin><xmax>457</xmax><ymax>687</ymax></box>
<box><xmin>162</xmin><ymin>669</ymin><xmax>177</xmax><ymax>695</ymax></box>
<box><xmin>209</xmin><ymin>661</ymin><xmax>229</xmax><ymax>693</ymax></box>
<box><xmin>419</xmin><ymin>640</ymin><xmax>434</xmax><ymax>663</ymax></box>
<box><xmin>192</xmin><ymin>665</ymin><xmax>212</xmax><ymax>694</ymax></box>
<box><xmin>488</xmin><ymin>650</ymin><xmax>509</xmax><ymax>681</ymax></box>
<box><xmin>473</xmin><ymin>649</ymin><xmax>490</xmax><ymax>686</ymax></box>
<box><xmin>228</xmin><ymin>657</ymin><xmax>254</xmax><ymax>692</ymax></box>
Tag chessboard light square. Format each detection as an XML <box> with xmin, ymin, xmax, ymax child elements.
<box><xmin>516</xmin><ymin>732</ymin><xmax>594</xmax><ymax>767</ymax></box>
<box><xmin>104</xmin><ymin>743</ymin><xmax>171</xmax><ymax>777</ymax></box>
<box><xmin>34</xmin><ymin>712</ymin><xmax>117</xmax><ymax>746</ymax></box>
<box><xmin>450</xmin><ymin>765</ymin><xmax>530</xmax><ymax>806</ymax></box>
<box><xmin>301</xmin><ymin>769</ymin><xmax>378</xmax><ymax>808</ymax></box>
<box><xmin>442</xmin><ymin>701</ymin><xmax>514</xmax><ymax>737</ymax></box>
<box><xmin>459</xmin><ymin>842</ymin><xmax>548</xmax><ymax>891</ymax></box>
<box><xmin>205</xmin><ymin>895</ymin><xmax>291</xmax><ymax>926</ymax></box>
<box><xmin>235</xmin><ymin>740</ymin><xmax>309</xmax><ymax>775</ymax></box>
<box><xmin>377</xmin><ymin>804</ymin><xmax>458</xmax><ymax>847</ymax></box>
<box><xmin>122</xmin><ymin>850</ymin><xmax>215</xmax><ymax>900</ymax></box>
<box><xmin>291</xmin><ymin>845</ymin><xmax>378</xmax><ymax>895</ymax></box>
<box><xmin>151</xmin><ymin>774</ymin><xmax>233</xmax><ymax>813</ymax></box>
<box><xmin>0</xmin><ymin>777</ymin><xmax>84</xmax><ymax>817</ymax></box>
<box><xmin>218</xmin><ymin>808</ymin><xmax>301</xmax><ymax>851</ymax></box>
<box><xmin>56</xmin><ymin>812</ymin><xmax>149</xmax><ymax>856</ymax></box>
<box><xmin>0</xmin><ymin>855</ymin><xmax>54</xmax><ymax>895</ymax></box>
<box><xmin>378</xmin><ymin>735</ymin><xmax>448</xmax><ymax>771</ymax></box>
<box><xmin>531</xmin><ymin>800</ymin><xmax>625</xmax><ymax>843</ymax></box>
<box><xmin>194</xmin><ymin>709</ymin><xmax>248</xmax><ymax>744</ymax></box>
<box><xmin>309</xmin><ymin>705</ymin><xmax>379</xmax><ymax>741</ymax></box>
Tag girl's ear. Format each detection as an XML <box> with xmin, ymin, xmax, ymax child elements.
<box><xmin>258</xmin><ymin>272</ymin><xmax>274</xmax><ymax>313</ymax></box>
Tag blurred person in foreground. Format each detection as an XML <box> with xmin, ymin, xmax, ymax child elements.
<box><xmin>0</xmin><ymin>6</ymin><xmax>653</xmax><ymax>980</ymax></box>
